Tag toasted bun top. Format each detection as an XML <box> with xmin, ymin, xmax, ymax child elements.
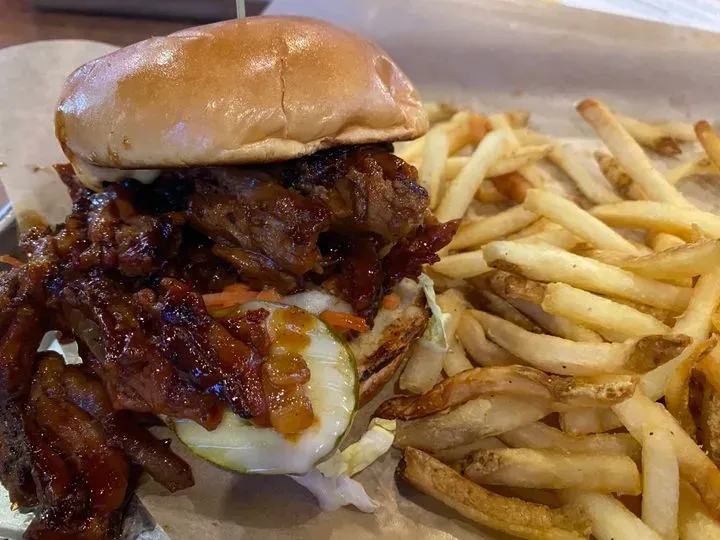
<box><xmin>55</xmin><ymin>16</ymin><xmax>427</xmax><ymax>185</ymax></box>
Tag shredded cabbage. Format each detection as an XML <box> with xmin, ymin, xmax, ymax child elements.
<box><xmin>38</xmin><ymin>331</ymin><xmax>82</xmax><ymax>364</ymax></box>
<box><xmin>418</xmin><ymin>273</ymin><xmax>450</xmax><ymax>352</ymax></box>
<box><xmin>289</xmin><ymin>418</ymin><xmax>396</xmax><ymax>512</ymax></box>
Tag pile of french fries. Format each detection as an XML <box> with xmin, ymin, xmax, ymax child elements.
<box><xmin>378</xmin><ymin>99</ymin><xmax>720</xmax><ymax>539</ymax></box>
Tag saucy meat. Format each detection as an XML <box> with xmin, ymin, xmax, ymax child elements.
<box><xmin>0</xmin><ymin>143</ymin><xmax>457</xmax><ymax>539</ymax></box>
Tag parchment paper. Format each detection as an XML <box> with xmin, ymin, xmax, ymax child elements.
<box><xmin>1</xmin><ymin>1</ymin><xmax>720</xmax><ymax>538</ymax></box>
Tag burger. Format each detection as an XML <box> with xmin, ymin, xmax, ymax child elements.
<box><xmin>0</xmin><ymin>16</ymin><xmax>457</xmax><ymax>539</ymax></box>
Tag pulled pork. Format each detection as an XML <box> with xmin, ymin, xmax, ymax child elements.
<box><xmin>0</xmin><ymin>144</ymin><xmax>457</xmax><ymax>539</ymax></box>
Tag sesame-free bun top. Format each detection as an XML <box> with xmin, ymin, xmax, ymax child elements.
<box><xmin>55</xmin><ymin>16</ymin><xmax>428</xmax><ymax>183</ymax></box>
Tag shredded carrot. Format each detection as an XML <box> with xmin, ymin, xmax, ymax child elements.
<box><xmin>256</xmin><ymin>289</ymin><xmax>282</xmax><ymax>302</ymax></box>
<box><xmin>223</xmin><ymin>283</ymin><xmax>253</xmax><ymax>294</ymax></box>
<box><xmin>382</xmin><ymin>293</ymin><xmax>401</xmax><ymax>310</ymax></box>
<box><xmin>202</xmin><ymin>289</ymin><xmax>259</xmax><ymax>309</ymax></box>
<box><xmin>0</xmin><ymin>255</ymin><xmax>22</xmax><ymax>267</ymax></box>
<box><xmin>320</xmin><ymin>310</ymin><xmax>370</xmax><ymax>333</ymax></box>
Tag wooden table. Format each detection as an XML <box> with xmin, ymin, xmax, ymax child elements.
<box><xmin>0</xmin><ymin>0</ymin><xmax>267</xmax><ymax>49</ymax></box>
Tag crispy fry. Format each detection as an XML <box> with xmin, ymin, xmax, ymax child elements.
<box><xmin>505</xmin><ymin>109</ymin><xmax>532</xmax><ymax>128</ymax></box>
<box><xmin>450</xmin><ymin>206</ymin><xmax>539</xmax><ymax>250</ymax></box>
<box><xmin>443</xmin><ymin>337</ymin><xmax>473</xmax><ymax>377</ymax></box>
<box><xmin>400</xmin><ymin>448</ymin><xmax>591</xmax><ymax>540</ymax></box>
<box><xmin>559</xmin><ymin>408</ymin><xmax>623</xmax><ymax>435</ymax></box>
<box><xmin>479</xmin><ymin>290</ymin><xmax>544</xmax><ymax>333</ymax></box>
<box><xmin>394</xmin><ymin>396</ymin><xmax>552</xmax><ymax>452</ymax></box>
<box><xmin>541</xmin><ymin>282</ymin><xmax>671</xmax><ymax>339</ymax></box>
<box><xmin>423</xmin><ymin>101</ymin><xmax>458</xmax><ymax>124</ymax></box>
<box><xmin>575</xmin><ymin>247</ymin><xmax>691</xmax><ymax>286</ymax></box>
<box><xmin>568</xmin><ymin>490</ymin><xmax>664</xmax><ymax>540</ymax></box>
<box><xmin>499</xmin><ymin>421</ymin><xmax>641</xmax><ymax>461</ymax></box>
<box><xmin>418</xmin><ymin>126</ymin><xmax>450</xmax><ymax>208</ymax></box>
<box><xmin>617</xmin><ymin>240</ymin><xmax>720</xmax><ymax>282</ymax></box>
<box><xmin>592</xmin><ymin>201</ymin><xmax>720</xmax><ymax>241</ymax></box>
<box><xmin>665</xmin><ymin>155</ymin><xmax>719</xmax><ymax>185</ymax></box>
<box><xmin>456</xmin><ymin>311</ymin><xmax>520</xmax><ymax>367</ymax></box>
<box><xmin>595</xmin><ymin>151</ymin><xmax>647</xmax><ymax>200</ymax></box>
<box><xmin>691</xmin><ymin>352</ymin><xmax>720</xmax><ymax>468</ymax></box>
<box><xmin>695</xmin><ymin>121</ymin><xmax>720</xmax><ymax>171</ymax></box>
<box><xmin>523</xmin><ymin>130</ymin><xmax>621</xmax><ymax>204</ymax></box>
<box><xmin>431</xmin><ymin>250</ymin><xmax>490</xmax><ymax>279</ymax></box>
<box><xmin>508</xmin><ymin>298</ymin><xmax>605</xmax><ymax>343</ymax></box>
<box><xmin>613</xmin><ymin>391</ymin><xmax>720</xmax><ymax>521</ymax></box>
<box><xmin>679</xmin><ymin>479</ymin><xmax>720</xmax><ymax>540</ymax></box>
<box><xmin>430</xmin><ymin>437</ymin><xmax>508</xmax><ymax>463</ymax></box>
<box><xmin>515</xmin><ymin>226</ymin><xmax>581</xmax><ymax>250</ymax></box>
<box><xmin>483</xmin><ymin>241</ymin><xmax>693</xmax><ymax>311</ymax></box>
<box><xmin>523</xmin><ymin>189</ymin><xmax>639</xmax><ymax>253</ymax></box>
<box><xmin>665</xmin><ymin>340</ymin><xmax>717</xmax><ymax>438</ymax></box>
<box><xmin>485</xmin><ymin>269</ymin><xmax>547</xmax><ymax>305</ymax></box>
<box><xmin>576</xmin><ymin>99</ymin><xmax>691</xmax><ymax>207</ymax></box>
<box><xmin>375</xmin><ymin>365</ymin><xmax>637</xmax><ymax>420</ymax></box>
<box><xmin>435</xmin><ymin>130</ymin><xmax>509</xmax><ymax>222</ymax></box>
<box><xmin>489</xmin><ymin>114</ymin><xmax>547</xmax><ymax>188</ymax></box>
<box><xmin>616</xmin><ymin>113</ymin><xmax>684</xmax><ymax>157</ymax></box>
<box><xmin>462</xmin><ymin>448</ymin><xmax>641</xmax><ymax>494</ymax></box>
<box><xmin>648</xmin><ymin>232</ymin><xmax>686</xmax><ymax>252</ymax></box>
<box><xmin>445</xmin><ymin>145</ymin><xmax>553</xmax><ymax>182</ymax></box>
<box><xmin>490</xmin><ymin>172</ymin><xmax>535</xmax><ymax>203</ymax></box>
<box><xmin>398</xmin><ymin>341</ymin><xmax>445</xmax><ymax>395</ymax></box>
<box><xmin>472</xmin><ymin>310</ymin><xmax>688</xmax><ymax>376</ymax></box>
<box><xmin>642</xmin><ymin>427</ymin><xmax>680</xmax><ymax>540</ymax></box>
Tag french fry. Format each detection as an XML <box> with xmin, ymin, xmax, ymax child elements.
<box><xmin>568</xmin><ymin>490</ymin><xmax>664</xmax><ymax>540</ymax></box>
<box><xmin>523</xmin><ymin>130</ymin><xmax>622</xmax><ymax>204</ymax></box>
<box><xmin>418</xmin><ymin>126</ymin><xmax>450</xmax><ymax>208</ymax></box>
<box><xmin>399</xmin><ymin>340</ymin><xmax>445</xmax><ymax>395</ymax></box>
<box><xmin>489</xmin><ymin>171</ymin><xmax>534</xmax><ymax>203</ymax></box>
<box><xmin>489</xmin><ymin>113</ymin><xmax>547</xmax><ymax>188</ymax></box>
<box><xmin>595</xmin><ymin>151</ymin><xmax>647</xmax><ymax>200</ymax></box>
<box><xmin>541</xmin><ymin>282</ymin><xmax>671</xmax><ymax>338</ymax></box>
<box><xmin>483</xmin><ymin>241</ymin><xmax>693</xmax><ymax>311</ymax></box>
<box><xmin>462</xmin><ymin>448</ymin><xmax>641</xmax><ymax>494</ymax></box>
<box><xmin>648</xmin><ymin>232</ymin><xmax>686</xmax><ymax>252</ymax></box>
<box><xmin>400</xmin><ymin>448</ymin><xmax>591</xmax><ymax>540</ymax></box>
<box><xmin>515</xmin><ymin>226</ymin><xmax>581</xmax><ymax>250</ymax></box>
<box><xmin>436</xmin><ymin>289</ymin><xmax>468</xmax><ymax>342</ymax></box>
<box><xmin>485</xmin><ymin>269</ymin><xmax>547</xmax><ymax>305</ymax></box>
<box><xmin>642</xmin><ymin>427</ymin><xmax>680</xmax><ymax>540</ymax></box>
<box><xmin>674</xmin><ymin>267</ymin><xmax>720</xmax><ymax>341</ymax></box>
<box><xmin>450</xmin><ymin>206</ymin><xmax>539</xmax><ymax>250</ymax></box>
<box><xmin>679</xmin><ymin>479</ymin><xmax>720</xmax><ymax>540</ymax></box>
<box><xmin>479</xmin><ymin>290</ymin><xmax>544</xmax><ymax>333</ymax></box>
<box><xmin>505</xmin><ymin>109</ymin><xmax>531</xmax><ymax>128</ymax></box>
<box><xmin>576</xmin><ymin>99</ymin><xmax>691</xmax><ymax>208</ymax></box>
<box><xmin>613</xmin><ymin>391</ymin><xmax>720</xmax><ymax>521</ymax></box>
<box><xmin>375</xmin><ymin>365</ymin><xmax>638</xmax><ymax>420</ymax></box>
<box><xmin>499</xmin><ymin>421</ymin><xmax>641</xmax><ymax>461</ymax></box>
<box><xmin>472</xmin><ymin>310</ymin><xmax>688</xmax><ymax>376</ymax></box>
<box><xmin>523</xmin><ymin>188</ymin><xmax>639</xmax><ymax>253</ymax></box>
<box><xmin>444</xmin><ymin>145</ymin><xmax>553</xmax><ymax>182</ymax></box>
<box><xmin>591</xmin><ymin>201</ymin><xmax>720</xmax><ymax>241</ymax></box>
<box><xmin>431</xmin><ymin>250</ymin><xmax>490</xmax><ymax>279</ymax></box>
<box><xmin>695</xmin><ymin>121</ymin><xmax>720</xmax><ymax>171</ymax></box>
<box><xmin>475</xmin><ymin>182</ymin><xmax>507</xmax><ymax>203</ymax></box>
<box><xmin>508</xmin><ymin>297</ymin><xmax>605</xmax><ymax>343</ymax></box>
<box><xmin>614</xmin><ymin>240</ymin><xmax>720</xmax><ymax>281</ymax></box>
<box><xmin>456</xmin><ymin>311</ymin><xmax>520</xmax><ymax>367</ymax></box>
<box><xmin>443</xmin><ymin>337</ymin><xmax>473</xmax><ymax>377</ymax></box>
<box><xmin>616</xmin><ymin>113</ymin><xmax>684</xmax><ymax>157</ymax></box>
<box><xmin>559</xmin><ymin>408</ymin><xmax>623</xmax><ymax>435</ymax></box>
<box><xmin>423</xmin><ymin>101</ymin><xmax>458</xmax><ymax>124</ymax></box>
<box><xmin>664</xmin><ymin>340</ymin><xmax>713</xmax><ymax>438</ymax></box>
<box><xmin>575</xmin><ymin>248</ymin><xmax>690</xmax><ymax>287</ymax></box>
<box><xmin>435</xmin><ymin>130</ymin><xmax>509</xmax><ymax>222</ymax></box>
<box><xmin>665</xmin><ymin>155</ymin><xmax>719</xmax><ymax>185</ymax></box>
<box><xmin>394</xmin><ymin>396</ymin><xmax>552</xmax><ymax>452</ymax></box>
<box><xmin>691</xmin><ymin>352</ymin><xmax>720</xmax><ymax>468</ymax></box>
<box><xmin>430</xmin><ymin>436</ymin><xmax>508</xmax><ymax>463</ymax></box>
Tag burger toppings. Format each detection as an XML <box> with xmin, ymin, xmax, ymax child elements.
<box><xmin>0</xmin><ymin>143</ymin><xmax>456</xmax><ymax>539</ymax></box>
